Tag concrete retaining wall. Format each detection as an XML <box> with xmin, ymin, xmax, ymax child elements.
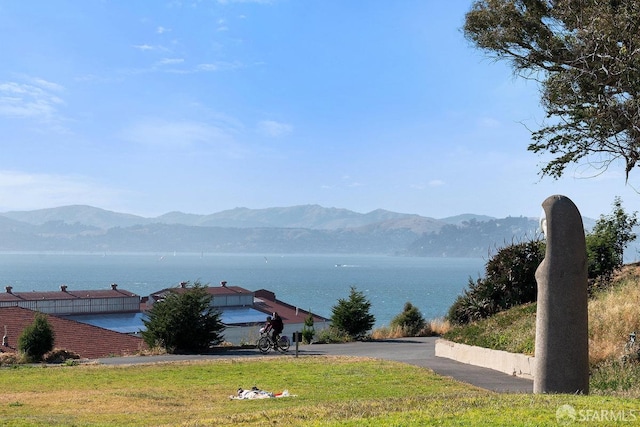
<box><xmin>435</xmin><ymin>339</ymin><xmax>535</xmax><ymax>379</ymax></box>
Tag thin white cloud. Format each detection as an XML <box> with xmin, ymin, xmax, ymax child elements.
<box><xmin>197</xmin><ymin>61</ymin><xmax>243</xmax><ymax>72</ymax></box>
<box><xmin>126</xmin><ymin>60</ymin><xmax>243</xmax><ymax>76</ymax></box>
<box><xmin>338</xmin><ymin>175</ymin><xmax>363</xmax><ymax>188</ymax></box>
<box><xmin>27</xmin><ymin>77</ymin><xmax>64</xmax><ymax>92</ymax></box>
<box><xmin>132</xmin><ymin>44</ymin><xmax>156</xmax><ymax>51</ymax></box>
<box><xmin>217</xmin><ymin>19</ymin><xmax>228</xmax><ymax>32</ymax></box>
<box><xmin>157</xmin><ymin>58</ymin><xmax>184</xmax><ymax>65</ymax></box>
<box><xmin>258</xmin><ymin>120</ymin><xmax>292</xmax><ymax>137</ymax></box>
<box><xmin>0</xmin><ymin>79</ymin><xmax>65</xmax><ymax>123</ymax></box>
<box><xmin>409</xmin><ymin>180</ymin><xmax>445</xmax><ymax>191</ymax></box>
<box><xmin>0</xmin><ymin>170</ymin><xmax>121</xmax><ymax>211</ymax></box>
<box><xmin>156</xmin><ymin>26</ymin><xmax>171</xmax><ymax>34</ymax></box>
<box><xmin>120</xmin><ymin>118</ymin><xmax>239</xmax><ymax>152</ymax></box>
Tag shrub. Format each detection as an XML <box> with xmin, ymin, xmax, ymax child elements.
<box><xmin>447</xmin><ymin>240</ymin><xmax>544</xmax><ymax>325</ymax></box>
<box><xmin>142</xmin><ymin>281</ymin><xmax>225</xmax><ymax>353</ymax></box>
<box><xmin>301</xmin><ymin>311</ymin><xmax>315</xmax><ymax>344</ymax></box>
<box><xmin>330</xmin><ymin>286</ymin><xmax>375</xmax><ymax>340</ymax></box>
<box><xmin>0</xmin><ymin>352</ymin><xmax>20</xmax><ymax>366</ymax></box>
<box><xmin>44</xmin><ymin>348</ymin><xmax>81</xmax><ymax>364</ymax></box>
<box><xmin>390</xmin><ymin>302</ymin><xmax>426</xmax><ymax>337</ymax></box>
<box><xmin>314</xmin><ymin>326</ymin><xmax>351</xmax><ymax>344</ymax></box>
<box><xmin>18</xmin><ymin>313</ymin><xmax>55</xmax><ymax>362</ymax></box>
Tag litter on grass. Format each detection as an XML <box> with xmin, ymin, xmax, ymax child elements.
<box><xmin>230</xmin><ymin>386</ymin><xmax>295</xmax><ymax>400</ymax></box>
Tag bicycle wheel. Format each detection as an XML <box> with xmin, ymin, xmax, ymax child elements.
<box><xmin>257</xmin><ymin>336</ymin><xmax>271</xmax><ymax>353</ymax></box>
<box><xmin>277</xmin><ymin>335</ymin><xmax>290</xmax><ymax>352</ymax></box>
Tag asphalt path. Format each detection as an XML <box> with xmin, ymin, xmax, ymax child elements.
<box><xmin>97</xmin><ymin>336</ymin><xmax>533</xmax><ymax>394</ymax></box>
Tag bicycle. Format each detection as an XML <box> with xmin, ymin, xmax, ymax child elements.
<box><xmin>257</xmin><ymin>330</ymin><xmax>290</xmax><ymax>354</ymax></box>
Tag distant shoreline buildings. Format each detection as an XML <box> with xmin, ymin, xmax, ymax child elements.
<box><xmin>0</xmin><ymin>282</ymin><xmax>329</xmax><ymax>359</ymax></box>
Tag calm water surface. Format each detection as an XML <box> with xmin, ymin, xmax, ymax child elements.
<box><xmin>0</xmin><ymin>253</ymin><xmax>486</xmax><ymax>327</ymax></box>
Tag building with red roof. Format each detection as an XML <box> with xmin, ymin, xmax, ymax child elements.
<box><xmin>148</xmin><ymin>281</ymin><xmax>329</xmax><ymax>344</ymax></box>
<box><xmin>0</xmin><ymin>306</ymin><xmax>145</xmax><ymax>359</ymax></box>
<box><xmin>0</xmin><ymin>281</ymin><xmax>329</xmax><ymax>356</ymax></box>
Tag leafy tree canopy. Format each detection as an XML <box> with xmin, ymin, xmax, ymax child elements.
<box><xmin>331</xmin><ymin>286</ymin><xmax>375</xmax><ymax>340</ymax></box>
<box><xmin>391</xmin><ymin>302</ymin><xmax>426</xmax><ymax>336</ymax></box>
<box><xmin>586</xmin><ymin>196</ymin><xmax>638</xmax><ymax>288</ymax></box>
<box><xmin>447</xmin><ymin>239</ymin><xmax>545</xmax><ymax>324</ymax></box>
<box><xmin>18</xmin><ymin>312</ymin><xmax>55</xmax><ymax>362</ymax></box>
<box><xmin>142</xmin><ymin>281</ymin><xmax>225</xmax><ymax>354</ymax></box>
<box><xmin>465</xmin><ymin>0</ymin><xmax>640</xmax><ymax>180</ymax></box>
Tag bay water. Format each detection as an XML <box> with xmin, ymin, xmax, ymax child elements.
<box><xmin>0</xmin><ymin>253</ymin><xmax>486</xmax><ymax>327</ymax></box>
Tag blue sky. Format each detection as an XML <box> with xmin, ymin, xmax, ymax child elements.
<box><xmin>1</xmin><ymin>0</ymin><xmax>638</xmax><ymax>220</ymax></box>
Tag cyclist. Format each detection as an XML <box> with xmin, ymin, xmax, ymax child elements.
<box><xmin>263</xmin><ymin>316</ymin><xmax>273</xmax><ymax>336</ymax></box>
<box><xmin>271</xmin><ymin>312</ymin><xmax>284</xmax><ymax>344</ymax></box>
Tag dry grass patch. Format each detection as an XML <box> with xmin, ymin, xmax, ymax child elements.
<box><xmin>589</xmin><ymin>265</ymin><xmax>640</xmax><ymax>363</ymax></box>
<box><xmin>429</xmin><ymin>317</ymin><xmax>452</xmax><ymax>335</ymax></box>
<box><xmin>371</xmin><ymin>317</ymin><xmax>451</xmax><ymax>339</ymax></box>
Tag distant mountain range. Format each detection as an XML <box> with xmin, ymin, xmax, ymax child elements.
<box><xmin>0</xmin><ymin>204</ymin><xmax>596</xmax><ymax>257</ymax></box>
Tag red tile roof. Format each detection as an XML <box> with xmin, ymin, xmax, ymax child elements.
<box><xmin>155</xmin><ymin>284</ymin><xmax>251</xmax><ymax>296</ymax></box>
<box><xmin>253</xmin><ymin>289</ymin><xmax>329</xmax><ymax>325</ymax></box>
<box><xmin>0</xmin><ymin>285</ymin><xmax>138</xmax><ymax>303</ymax></box>
<box><xmin>0</xmin><ymin>307</ymin><xmax>146</xmax><ymax>359</ymax></box>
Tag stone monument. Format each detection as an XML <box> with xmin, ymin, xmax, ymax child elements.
<box><xmin>534</xmin><ymin>195</ymin><xmax>589</xmax><ymax>394</ymax></box>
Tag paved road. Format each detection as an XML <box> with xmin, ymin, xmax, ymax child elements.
<box><xmin>97</xmin><ymin>337</ymin><xmax>533</xmax><ymax>394</ymax></box>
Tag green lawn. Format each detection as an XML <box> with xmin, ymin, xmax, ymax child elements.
<box><xmin>0</xmin><ymin>356</ymin><xmax>637</xmax><ymax>426</ymax></box>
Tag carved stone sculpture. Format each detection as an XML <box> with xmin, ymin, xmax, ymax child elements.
<box><xmin>534</xmin><ymin>195</ymin><xmax>589</xmax><ymax>394</ymax></box>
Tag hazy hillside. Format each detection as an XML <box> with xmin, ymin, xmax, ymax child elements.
<box><xmin>1</xmin><ymin>204</ymin><xmax>441</xmax><ymax>231</ymax></box>
<box><xmin>440</xmin><ymin>213</ymin><xmax>497</xmax><ymax>225</ymax></box>
<box><xmin>0</xmin><ymin>204</ymin><xmax>603</xmax><ymax>257</ymax></box>
<box><xmin>1</xmin><ymin>205</ymin><xmax>147</xmax><ymax>229</ymax></box>
<box><xmin>407</xmin><ymin>216</ymin><xmax>541</xmax><ymax>257</ymax></box>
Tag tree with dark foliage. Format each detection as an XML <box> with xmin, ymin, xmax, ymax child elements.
<box><xmin>18</xmin><ymin>312</ymin><xmax>55</xmax><ymax>362</ymax></box>
<box><xmin>331</xmin><ymin>286</ymin><xmax>375</xmax><ymax>340</ymax></box>
<box><xmin>447</xmin><ymin>240</ymin><xmax>545</xmax><ymax>324</ymax></box>
<box><xmin>465</xmin><ymin>1</ymin><xmax>640</xmax><ymax>181</ymax></box>
<box><xmin>142</xmin><ymin>282</ymin><xmax>225</xmax><ymax>354</ymax></box>
<box><xmin>391</xmin><ymin>302</ymin><xmax>426</xmax><ymax>336</ymax></box>
<box><xmin>586</xmin><ymin>196</ymin><xmax>638</xmax><ymax>290</ymax></box>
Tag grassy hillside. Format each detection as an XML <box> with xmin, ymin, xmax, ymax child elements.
<box><xmin>443</xmin><ymin>303</ymin><xmax>537</xmax><ymax>355</ymax></box>
<box><xmin>443</xmin><ymin>263</ymin><xmax>640</xmax><ymax>396</ymax></box>
<box><xmin>0</xmin><ymin>357</ymin><xmax>638</xmax><ymax>426</ymax></box>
